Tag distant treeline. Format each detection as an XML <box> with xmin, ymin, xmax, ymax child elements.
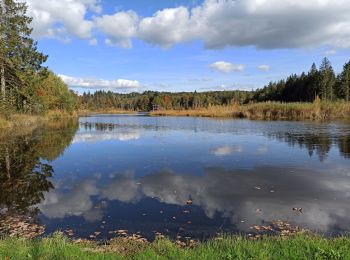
<box><xmin>80</xmin><ymin>90</ymin><xmax>252</xmax><ymax>111</ymax></box>
<box><xmin>80</xmin><ymin>58</ymin><xmax>350</xmax><ymax>111</ymax></box>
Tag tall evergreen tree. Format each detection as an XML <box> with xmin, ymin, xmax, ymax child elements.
<box><xmin>307</xmin><ymin>63</ymin><xmax>320</xmax><ymax>101</ymax></box>
<box><xmin>319</xmin><ymin>57</ymin><xmax>336</xmax><ymax>101</ymax></box>
<box><xmin>0</xmin><ymin>0</ymin><xmax>47</xmax><ymax>105</ymax></box>
<box><xmin>336</xmin><ymin>62</ymin><xmax>350</xmax><ymax>102</ymax></box>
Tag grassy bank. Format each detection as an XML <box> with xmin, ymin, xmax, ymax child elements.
<box><xmin>150</xmin><ymin>101</ymin><xmax>350</xmax><ymax>120</ymax></box>
<box><xmin>0</xmin><ymin>110</ymin><xmax>78</xmax><ymax>129</ymax></box>
<box><xmin>0</xmin><ymin>234</ymin><xmax>349</xmax><ymax>259</ymax></box>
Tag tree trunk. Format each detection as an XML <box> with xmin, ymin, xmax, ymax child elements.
<box><xmin>0</xmin><ymin>63</ymin><xmax>5</xmax><ymax>101</ymax></box>
<box><xmin>330</xmin><ymin>86</ymin><xmax>333</xmax><ymax>101</ymax></box>
<box><xmin>5</xmin><ymin>147</ymin><xmax>10</xmax><ymax>179</ymax></box>
<box><xmin>0</xmin><ymin>0</ymin><xmax>6</xmax><ymax>102</ymax></box>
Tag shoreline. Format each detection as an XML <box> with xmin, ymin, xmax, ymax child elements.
<box><xmin>2</xmin><ymin>101</ymin><xmax>350</xmax><ymax>129</ymax></box>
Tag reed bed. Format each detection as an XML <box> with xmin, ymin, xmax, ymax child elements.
<box><xmin>151</xmin><ymin>101</ymin><xmax>350</xmax><ymax>120</ymax></box>
<box><xmin>0</xmin><ymin>111</ymin><xmax>78</xmax><ymax>129</ymax></box>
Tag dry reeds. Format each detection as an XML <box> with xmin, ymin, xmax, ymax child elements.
<box><xmin>150</xmin><ymin>101</ymin><xmax>350</xmax><ymax>120</ymax></box>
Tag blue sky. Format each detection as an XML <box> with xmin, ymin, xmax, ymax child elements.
<box><xmin>26</xmin><ymin>0</ymin><xmax>350</xmax><ymax>93</ymax></box>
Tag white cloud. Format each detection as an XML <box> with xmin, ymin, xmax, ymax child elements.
<box><xmin>94</xmin><ymin>11</ymin><xmax>138</xmax><ymax>48</ymax></box>
<box><xmin>25</xmin><ymin>0</ymin><xmax>350</xmax><ymax>50</ymax></box>
<box><xmin>25</xmin><ymin>0</ymin><xmax>100</xmax><ymax>40</ymax></box>
<box><xmin>88</xmin><ymin>38</ymin><xmax>98</xmax><ymax>46</ymax></box>
<box><xmin>138</xmin><ymin>7</ymin><xmax>194</xmax><ymax>49</ymax></box>
<box><xmin>200</xmin><ymin>83</ymin><xmax>255</xmax><ymax>91</ymax></box>
<box><xmin>209</xmin><ymin>61</ymin><xmax>245</xmax><ymax>73</ymax></box>
<box><xmin>324</xmin><ymin>49</ymin><xmax>337</xmax><ymax>56</ymax></box>
<box><xmin>258</xmin><ymin>65</ymin><xmax>271</xmax><ymax>71</ymax></box>
<box><xmin>59</xmin><ymin>74</ymin><xmax>140</xmax><ymax>90</ymax></box>
<box><xmin>104</xmin><ymin>0</ymin><xmax>350</xmax><ymax>49</ymax></box>
<box><xmin>191</xmin><ymin>0</ymin><xmax>350</xmax><ymax>49</ymax></box>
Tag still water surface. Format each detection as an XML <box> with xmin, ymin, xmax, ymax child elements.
<box><xmin>1</xmin><ymin>115</ymin><xmax>350</xmax><ymax>240</ymax></box>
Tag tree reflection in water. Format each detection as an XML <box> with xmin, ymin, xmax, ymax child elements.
<box><xmin>266</xmin><ymin>131</ymin><xmax>350</xmax><ymax>161</ymax></box>
<box><xmin>0</xmin><ymin>119</ymin><xmax>78</xmax><ymax>236</ymax></box>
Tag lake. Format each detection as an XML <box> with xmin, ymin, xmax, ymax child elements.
<box><xmin>1</xmin><ymin>115</ymin><xmax>350</xmax><ymax>240</ymax></box>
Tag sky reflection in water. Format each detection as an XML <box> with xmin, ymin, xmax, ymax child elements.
<box><xmin>2</xmin><ymin>115</ymin><xmax>350</xmax><ymax>239</ymax></box>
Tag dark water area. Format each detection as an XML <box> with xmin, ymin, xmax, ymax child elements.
<box><xmin>1</xmin><ymin>115</ymin><xmax>350</xmax><ymax>240</ymax></box>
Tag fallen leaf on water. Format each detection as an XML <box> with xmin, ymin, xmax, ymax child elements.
<box><xmin>292</xmin><ymin>207</ymin><xmax>303</xmax><ymax>214</ymax></box>
<box><xmin>65</xmin><ymin>229</ymin><xmax>74</xmax><ymax>236</ymax></box>
<box><xmin>176</xmin><ymin>240</ymin><xmax>186</xmax><ymax>247</ymax></box>
<box><xmin>186</xmin><ymin>200</ymin><xmax>193</xmax><ymax>205</ymax></box>
<box><xmin>116</xmin><ymin>229</ymin><xmax>128</xmax><ymax>234</ymax></box>
<box><xmin>251</xmin><ymin>225</ymin><xmax>262</xmax><ymax>231</ymax></box>
<box><xmin>155</xmin><ymin>232</ymin><xmax>165</xmax><ymax>239</ymax></box>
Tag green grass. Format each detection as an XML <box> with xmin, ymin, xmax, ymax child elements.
<box><xmin>1</xmin><ymin>233</ymin><xmax>350</xmax><ymax>259</ymax></box>
<box><xmin>0</xmin><ymin>234</ymin><xmax>121</xmax><ymax>260</ymax></box>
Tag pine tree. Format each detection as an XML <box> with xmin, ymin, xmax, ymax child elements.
<box><xmin>307</xmin><ymin>63</ymin><xmax>320</xmax><ymax>101</ymax></box>
<box><xmin>0</xmin><ymin>0</ymin><xmax>47</xmax><ymax>105</ymax></box>
<box><xmin>336</xmin><ymin>62</ymin><xmax>350</xmax><ymax>102</ymax></box>
<box><xmin>319</xmin><ymin>57</ymin><xmax>336</xmax><ymax>101</ymax></box>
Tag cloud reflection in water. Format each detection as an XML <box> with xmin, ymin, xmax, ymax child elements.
<box><xmin>210</xmin><ymin>145</ymin><xmax>243</xmax><ymax>156</ymax></box>
<box><xmin>39</xmin><ymin>165</ymin><xmax>350</xmax><ymax>235</ymax></box>
<box><xmin>73</xmin><ymin>130</ymin><xmax>140</xmax><ymax>143</ymax></box>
